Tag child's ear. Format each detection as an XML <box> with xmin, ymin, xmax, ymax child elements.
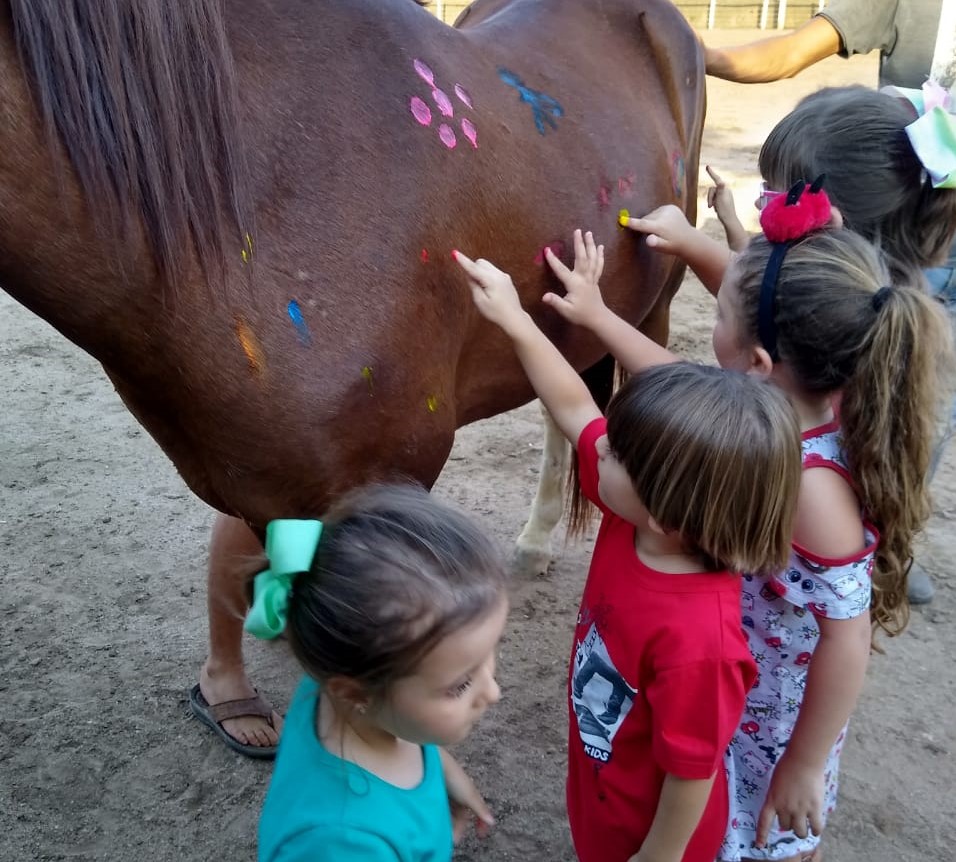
<box><xmin>325</xmin><ymin>676</ymin><xmax>372</xmax><ymax>712</ymax></box>
<box><xmin>746</xmin><ymin>345</ymin><xmax>775</xmax><ymax>379</ymax></box>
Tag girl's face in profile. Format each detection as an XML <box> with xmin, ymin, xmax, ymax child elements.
<box><xmin>712</xmin><ymin>262</ymin><xmax>754</xmax><ymax>373</ymax></box>
<box><xmin>594</xmin><ymin>434</ymin><xmax>650</xmax><ymax>528</ymax></box>
<box><xmin>373</xmin><ymin>596</ymin><xmax>507</xmax><ymax>746</ymax></box>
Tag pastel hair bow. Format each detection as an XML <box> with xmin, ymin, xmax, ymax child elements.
<box><xmin>882</xmin><ymin>80</ymin><xmax>956</xmax><ymax>189</ymax></box>
<box><xmin>244</xmin><ymin>519</ymin><xmax>323</xmax><ymax>639</ymax></box>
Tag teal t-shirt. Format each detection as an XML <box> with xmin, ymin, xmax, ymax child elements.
<box><xmin>258</xmin><ymin>677</ymin><xmax>453</xmax><ymax>862</ymax></box>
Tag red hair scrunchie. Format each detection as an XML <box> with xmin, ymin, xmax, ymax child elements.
<box><xmin>756</xmin><ymin>176</ymin><xmax>831</xmax><ymax>359</ymax></box>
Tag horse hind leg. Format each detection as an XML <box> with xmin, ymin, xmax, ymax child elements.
<box><xmin>514</xmin><ymin>354</ymin><xmax>614</xmax><ymax>575</ymax></box>
<box><xmin>514</xmin><ymin>401</ymin><xmax>569</xmax><ymax>576</ymax></box>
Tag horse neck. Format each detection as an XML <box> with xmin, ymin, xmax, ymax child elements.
<box><xmin>0</xmin><ymin>0</ymin><xmax>254</xmax><ymax>357</ymax></box>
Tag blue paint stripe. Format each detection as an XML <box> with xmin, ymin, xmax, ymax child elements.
<box><xmin>287</xmin><ymin>299</ymin><xmax>312</xmax><ymax>346</ymax></box>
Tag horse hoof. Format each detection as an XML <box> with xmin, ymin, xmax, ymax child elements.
<box><xmin>512</xmin><ymin>541</ymin><xmax>552</xmax><ymax>577</ymax></box>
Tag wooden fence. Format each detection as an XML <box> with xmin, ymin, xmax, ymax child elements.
<box><xmin>427</xmin><ymin>1</ymin><xmax>828</xmax><ymax>29</ymax></box>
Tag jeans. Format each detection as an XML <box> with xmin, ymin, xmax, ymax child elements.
<box><xmin>925</xmin><ymin>261</ymin><xmax>956</xmax><ymax>480</ymax></box>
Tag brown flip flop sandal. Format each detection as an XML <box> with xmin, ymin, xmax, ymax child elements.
<box><xmin>189</xmin><ymin>683</ymin><xmax>279</xmax><ymax>760</ymax></box>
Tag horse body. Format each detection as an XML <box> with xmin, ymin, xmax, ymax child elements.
<box><xmin>0</xmin><ymin>0</ymin><xmax>703</xmax><ymax>527</ymax></box>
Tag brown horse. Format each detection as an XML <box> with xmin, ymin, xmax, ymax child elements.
<box><xmin>0</xmin><ymin>0</ymin><xmax>704</xmax><ymax>753</ymax></box>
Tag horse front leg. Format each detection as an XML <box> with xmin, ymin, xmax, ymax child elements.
<box><xmin>514</xmin><ymin>401</ymin><xmax>569</xmax><ymax>576</ymax></box>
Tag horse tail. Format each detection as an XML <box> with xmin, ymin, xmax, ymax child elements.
<box><xmin>10</xmin><ymin>0</ymin><xmax>250</xmax><ymax>290</ymax></box>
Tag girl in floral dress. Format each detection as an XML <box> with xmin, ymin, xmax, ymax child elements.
<box><xmin>543</xmin><ymin>183</ymin><xmax>952</xmax><ymax>861</ymax></box>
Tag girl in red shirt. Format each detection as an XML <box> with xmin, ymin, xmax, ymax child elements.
<box><xmin>454</xmin><ymin>234</ymin><xmax>801</xmax><ymax>862</ymax></box>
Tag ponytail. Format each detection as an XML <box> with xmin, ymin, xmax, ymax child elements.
<box><xmin>840</xmin><ymin>284</ymin><xmax>952</xmax><ymax>635</ymax></box>
<box><xmin>735</xmin><ymin>230</ymin><xmax>954</xmax><ymax>636</ymax></box>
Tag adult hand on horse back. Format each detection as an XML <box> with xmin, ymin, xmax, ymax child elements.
<box><xmin>541</xmin><ymin>229</ymin><xmax>607</xmax><ymax>329</ymax></box>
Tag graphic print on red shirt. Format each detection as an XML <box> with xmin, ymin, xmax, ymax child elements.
<box><xmin>567</xmin><ymin>418</ymin><xmax>757</xmax><ymax>862</ymax></box>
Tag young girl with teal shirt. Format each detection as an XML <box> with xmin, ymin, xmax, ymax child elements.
<box><xmin>245</xmin><ymin>484</ymin><xmax>507</xmax><ymax>861</ymax></box>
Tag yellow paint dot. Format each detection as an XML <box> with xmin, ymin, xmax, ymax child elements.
<box><xmin>361</xmin><ymin>366</ymin><xmax>374</xmax><ymax>394</ymax></box>
<box><xmin>426</xmin><ymin>395</ymin><xmax>439</xmax><ymax>413</ymax></box>
<box><xmin>618</xmin><ymin>208</ymin><xmax>630</xmax><ymax>227</ymax></box>
<box><xmin>240</xmin><ymin>232</ymin><xmax>254</xmax><ymax>264</ymax></box>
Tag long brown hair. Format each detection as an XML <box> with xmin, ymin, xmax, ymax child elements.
<box><xmin>250</xmin><ymin>484</ymin><xmax>508</xmax><ymax>696</ymax></box>
<box><xmin>605</xmin><ymin>362</ymin><xmax>801</xmax><ymax>575</ymax></box>
<box><xmin>759</xmin><ymin>87</ymin><xmax>956</xmax><ymax>282</ymax></box>
<box><xmin>9</xmin><ymin>0</ymin><xmax>250</xmax><ymax>288</ymax></box>
<box><xmin>734</xmin><ymin>231</ymin><xmax>954</xmax><ymax>634</ymax></box>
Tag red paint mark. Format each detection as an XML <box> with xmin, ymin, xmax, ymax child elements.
<box><xmin>432</xmin><ymin>87</ymin><xmax>453</xmax><ymax>117</ymax></box>
<box><xmin>461</xmin><ymin>117</ymin><xmax>478</xmax><ymax>148</ymax></box>
<box><xmin>413</xmin><ymin>59</ymin><xmax>435</xmax><ymax>86</ymax></box>
<box><xmin>420</xmin><ymin>248</ymin><xmax>430</xmax><ymax>263</ymax></box>
<box><xmin>596</xmin><ymin>183</ymin><xmax>612</xmax><ymax>210</ymax></box>
<box><xmin>410</xmin><ymin>96</ymin><xmax>432</xmax><ymax>126</ymax></box>
<box><xmin>451</xmin><ymin>249</ymin><xmax>459</xmax><ymax>260</ymax></box>
<box><xmin>618</xmin><ymin>173</ymin><xmax>636</xmax><ymax>197</ymax></box>
<box><xmin>533</xmin><ymin>240</ymin><xmax>566</xmax><ymax>265</ymax></box>
<box><xmin>454</xmin><ymin>83</ymin><xmax>473</xmax><ymax>109</ymax></box>
<box><xmin>438</xmin><ymin>123</ymin><xmax>457</xmax><ymax>148</ymax></box>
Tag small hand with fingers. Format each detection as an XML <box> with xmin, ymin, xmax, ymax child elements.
<box><xmin>442</xmin><ymin>751</ymin><xmax>495</xmax><ymax>843</ymax></box>
<box><xmin>706</xmin><ymin>165</ymin><xmax>749</xmax><ymax>251</ymax></box>
<box><xmin>621</xmin><ymin>204</ymin><xmax>696</xmax><ymax>255</ymax></box>
<box><xmin>542</xmin><ymin>228</ymin><xmax>606</xmax><ymax>328</ymax></box>
<box><xmin>755</xmin><ymin>757</ymin><xmax>825</xmax><ymax>849</ymax></box>
<box><xmin>454</xmin><ymin>250</ymin><xmax>527</xmax><ymax>334</ymax></box>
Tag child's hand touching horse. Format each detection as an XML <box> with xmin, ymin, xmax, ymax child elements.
<box><xmin>454</xmin><ymin>251</ymin><xmax>531</xmax><ymax>337</ymax></box>
<box><xmin>623</xmin><ymin>204</ymin><xmax>731</xmax><ymax>295</ymax></box>
<box><xmin>622</xmin><ymin>204</ymin><xmax>698</xmax><ymax>255</ymax></box>
<box><xmin>541</xmin><ymin>229</ymin><xmax>607</xmax><ymax>328</ymax></box>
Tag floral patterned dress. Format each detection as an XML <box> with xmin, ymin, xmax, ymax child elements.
<box><xmin>719</xmin><ymin>423</ymin><xmax>878</xmax><ymax>861</ymax></box>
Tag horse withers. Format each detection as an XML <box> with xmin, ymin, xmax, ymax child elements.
<box><xmin>0</xmin><ymin>0</ymin><xmax>704</xmax><ymax>754</ymax></box>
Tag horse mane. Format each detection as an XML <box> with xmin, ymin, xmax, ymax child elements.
<box><xmin>9</xmin><ymin>0</ymin><xmax>250</xmax><ymax>290</ymax></box>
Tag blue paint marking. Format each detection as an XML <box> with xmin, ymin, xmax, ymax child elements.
<box><xmin>498</xmin><ymin>68</ymin><xmax>563</xmax><ymax>135</ymax></box>
<box><xmin>287</xmin><ymin>299</ymin><xmax>312</xmax><ymax>346</ymax></box>
<box><xmin>672</xmin><ymin>152</ymin><xmax>685</xmax><ymax>199</ymax></box>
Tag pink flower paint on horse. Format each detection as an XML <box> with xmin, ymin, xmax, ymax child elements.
<box><xmin>0</xmin><ymin>0</ymin><xmax>704</xmax><ymax>754</ymax></box>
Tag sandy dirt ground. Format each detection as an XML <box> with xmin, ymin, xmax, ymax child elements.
<box><xmin>1</xmin><ymin>28</ymin><xmax>953</xmax><ymax>862</ymax></box>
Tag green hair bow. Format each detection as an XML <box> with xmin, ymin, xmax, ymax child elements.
<box><xmin>883</xmin><ymin>80</ymin><xmax>956</xmax><ymax>189</ymax></box>
<box><xmin>244</xmin><ymin>519</ymin><xmax>323</xmax><ymax>639</ymax></box>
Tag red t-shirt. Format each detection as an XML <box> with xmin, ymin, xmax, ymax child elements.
<box><xmin>567</xmin><ymin>418</ymin><xmax>757</xmax><ymax>862</ymax></box>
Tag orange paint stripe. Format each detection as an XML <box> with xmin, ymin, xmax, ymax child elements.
<box><xmin>235</xmin><ymin>318</ymin><xmax>265</xmax><ymax>375</ymax></box>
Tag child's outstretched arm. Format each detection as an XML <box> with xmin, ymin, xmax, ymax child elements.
<box><xmin>455</xmin><ymin>247</ymin><xmax>601</xmax><ymax>445</ymax></box>
<box><xmin>623</xmin><ymin>205</ymin><xmax>731</xmax><ymax>296</ymax></box>
<box><xmin>629</xmin><ymin>772</ymin><xmax>717</xmax><ymax>862</ymax></box>
<box><xmin>705</xmin><ymin>165</ymin><xmax>750</xmax><ymax>253</ymax></box>
<box><xmin>542</xmin><ymin>229</ymin><xmax>677</xmax><ymax>375</ymax></box>
<box><xmin>755</xmin><ymin>472</ymin><xmax>872</xmax><ymax>848</ymax></box>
